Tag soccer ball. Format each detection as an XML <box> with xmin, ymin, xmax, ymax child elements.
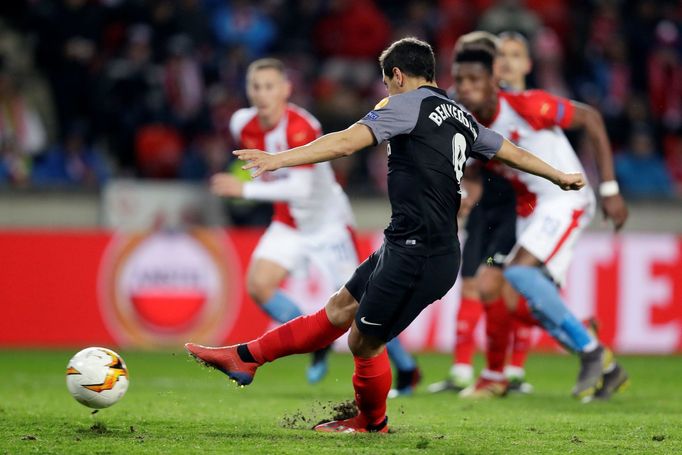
<box><xmin>66</xmin><ymin>347</ymin><xmax>129</xmax><ymax>409</ymax></box>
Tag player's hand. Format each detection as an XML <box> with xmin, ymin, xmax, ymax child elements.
<box><xmin>601</xmin><ymin>194</ymin><xmax>628</xmax><ymax>231</ymax></box>
<box><xmin>556</xmin><ymin>172</ymin><xmax>585</xmax><ymax>191</ymax></box>
<box><xmin>210</xmin><ymin>173</ymin><xmax>244</xmax><ymax>197</ymax></box>
<box><xmin>233</xmin><ymin>149</ymin><xmax>280</xmax><ymax>178</ymax></box>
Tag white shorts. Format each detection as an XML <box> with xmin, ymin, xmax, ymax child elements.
<box><xmin>511</xmin><ymin>198</ymin><xmax>594</xmax><ymax>286</ymax></box>
<box><xmin>252</xmin><ymin>221</ymin><xmax>359</xmax><ymax>289</ymax></box>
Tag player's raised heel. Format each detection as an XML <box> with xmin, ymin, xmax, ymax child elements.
<box><xmin>184</xmin><ymin>343</ymin><xmax>258</xmax><ymax>386</ymax></box>
<box><xmin>313</xmin><ymin>416</ymin><xmax>389</xmax><ymax>433</ymax></box>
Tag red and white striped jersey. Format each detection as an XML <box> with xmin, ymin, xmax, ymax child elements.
<box><xmin>486</xmin><ymin>90</ymin><xmax>595</xmax><ymax>217</ymax></box>
<box><xmin>229</xmin><ymin>103</ymin><xmax>355</xmax><ymax>232</ymax></box>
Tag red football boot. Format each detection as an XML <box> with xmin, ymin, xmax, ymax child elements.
<box><xmin>185</xmin><ymin>343</ymin><xmax>258</xmax><ymax>386</ymax></box>
<box><xmin>314</xmin><ymin>416</ymin><xmax>389</xmax><ymax>434</ymax></box>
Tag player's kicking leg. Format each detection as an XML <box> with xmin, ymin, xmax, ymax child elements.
<box><xmin>185</xmin><ymin>287</ymin><xmax>358</xmax><ymax>386</ymax></box>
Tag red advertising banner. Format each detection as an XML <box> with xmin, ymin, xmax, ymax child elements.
<box><xmin>0</xmin><ymin>229</ymin><xmax>680</xmax><ymax>353</ymax></box>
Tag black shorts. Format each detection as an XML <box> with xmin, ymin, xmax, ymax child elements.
<box><xmin>460</xmin><ymin>201</ymin><xmax>516</xmax><ymax>278</ymax></box>
<box><xmin>345</xmin><ymin>242</ymin><xmax>460</xmax><ymax>341</ymax></box>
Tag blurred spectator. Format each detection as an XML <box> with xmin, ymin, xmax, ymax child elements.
<box><xmin>162</xmin><ymin>35</ymin><xmax>205</xmax><ymax>124</ymax></box>
<box><xmin>211</xmin><ymin>0</ymin><xmax>277</xmax><ymax>58</ymax></box>
<box><xmin>615</xmin><ymin>127</ymin><xmax>674</xmax><ymax>198</ymax></box>
<box><xmin>179</xmin><ymin>133</ymin><xmax>229</xmax><ymax>181</ymax></box>
<box><xmin>648</xmin><ymin>20</ymin><xmax>682</xmax><ymax>131</ymax></box>
<box><xmin>664</xmin><ymin>135</ymin><xmax>682</xmax><ymax>196</ymax></box>
<box><xmin>99</xmin><ymin>24</ymin><xmax>163</xmax><ymax>171</ymax></box>
<box><xmin>0</xmin><ymin>61</ymin><xmax>47</xmax><ymax>158</ymax></box>
<box><xmin>0</xmin><ymin>138</ymin><xmax>31</xmax><ymax>186</ymax></box>
<box><xmin>31</xmin><ymin>0</ymin><xmax>103</xmax><ymax>134</ymax></box>
<box><xmin>134</xmin><ymin>123</ymin><xmax>183</xmax><ymax>179</ymax></box>
<box><xmin>477</xmin><ymin>0</ymin><xmax>542</xmax><ymax>38</ymax></box>
<box><xmin>531</xmin><ymin>27</ymin><xmax>571</xmax><ymax>98</ymax></box>
<box><xmin>32</xmin><ymin>123</ymin><xmax>109</xmax><ymax>186</ymax></box>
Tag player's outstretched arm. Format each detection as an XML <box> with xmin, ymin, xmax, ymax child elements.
<box><xmin>569</xmin><ymin>101</ymin><xmax>628</xmax><ymax>230</ymax></box>
<box><xmin>494</xmin><ymin>138</ymin><xmax>585</xmax><ymax>191</ymax></box>
<box><xmin>234</xmin><ymin>124</ymin><xmax>375</xmax><ymax>178</ymax></box>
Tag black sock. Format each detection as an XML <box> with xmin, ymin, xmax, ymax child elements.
<box><xmin>237</xmin><ymin>344</ymin><xmax>257</xmax><ymax>363</ymax></box>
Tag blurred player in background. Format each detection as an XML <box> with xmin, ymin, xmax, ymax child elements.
<box><xmin>428</xmin><ymin>31</ymin><xmax>535</xmax><ymax>395</ymax></box>
<box><xmin>212</xmin><ymin>58</ymin><xmax>421</xmax><ymax>390</ymax></box>
<box><xmin>187</xmin><ymin>37</ymin><xmax>587</xmax><ymax>433</ymax></box>
<box><xmin>211</xmin><ymin>58</ymin><xmax>359</xmax><ymax>383</ymax></box>
<box><xmin>451</xmin><ymin>45</ymin><xmax>629</xmax><ymax>400</ymax></box>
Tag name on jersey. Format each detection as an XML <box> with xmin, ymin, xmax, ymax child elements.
<box><xmin>428</xmin><ymin>103</ymin><xmax>478</xmax><ymax>139</ymax></box>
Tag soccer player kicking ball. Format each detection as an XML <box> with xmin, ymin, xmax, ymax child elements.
<box><xmin>212</xmin><ymin>58</ymin><xmax>421</xmax><ymax>390</ymax></box>
<box><xmin>451</xmin><ymin>46</ymin><xmax>629</xmax><ymax>400</ymax></box>
<box><xmin>186</xmin><ymin>37</ymin><xmax>585</xmax><ymax>433</ymax></box>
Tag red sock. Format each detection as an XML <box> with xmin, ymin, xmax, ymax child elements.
<box><xmin>248</xmin><ymin>308</ymin><xmax>346</xmax><ymax>364</ymax></box>
<box><xmin>454</xmin><ymin>297</ymin><xmax>483</xmax><ymax>365</ymax></box>
<box><xmin>484</xmin><ymin>297</ymin><xmax>512</xmax><ymax>374</ymax></box>
<box><xmin>510</xmin><ymin>320</ymin><xmax>532</xmax><ymax>368</ymax></box>
<box><xmin>353</xmin><ymin>349</ymin><xmax>392</xmax><ymax>427</ymax></box>
<box><xmin>514</xmin><ymin>296</ymin><xmax>539</xmax><ymax>326</ymax></box>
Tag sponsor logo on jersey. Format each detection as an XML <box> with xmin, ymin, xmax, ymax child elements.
<box><xmin>363</xmin><ymin>111</ymin><xmax>380</xmax><ymax>121</ymax></box>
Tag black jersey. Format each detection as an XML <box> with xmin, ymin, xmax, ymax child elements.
<box><xmin>358</xmin><ymin>86</ymin><xmax>504</xmax><ymax>255</ymax></box>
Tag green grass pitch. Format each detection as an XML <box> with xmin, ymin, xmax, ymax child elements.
<box><xmin>1</xmin><ymin>350</ymin><xmax>681</xmax><ymax>454</ymax></box>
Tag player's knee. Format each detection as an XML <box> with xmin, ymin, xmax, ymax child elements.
<box><xmin>325</xmin><ymin>288</ymin><xmax>358</xmax><ymax>329</ymax></box>
<box><xmin>477</xmin><ymin>268</ymin><xmax>504</xmax><ymax>302</ymax></box>
<box><xmin>246</xmin><ymin>274</ymin><xmax>277</xmax><ymax>305</ymax></box>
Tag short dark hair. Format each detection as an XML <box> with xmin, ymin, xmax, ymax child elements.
<box><xmin>247</xmin><ymin>58</ymin><xmax>287</xmax><ymax>78</ymax></box>
<box><xmin>379</xmin><ymin>37</ymin><xmax>435</xmax><ymax>81</ymax></box>
<box><xmin>454</xmin><ymin>48</ymin><xmax>495</xmax><ymax>74</ymax></box>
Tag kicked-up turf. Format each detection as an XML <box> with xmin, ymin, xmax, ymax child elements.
<box><xmin>0</xmin><ymin>350</ymin><xmax>680</xmax><ymax>454</ymax></box>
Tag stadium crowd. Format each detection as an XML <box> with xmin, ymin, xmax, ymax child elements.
<box><xmin>0</xmin><ymin>0</ymin><xmax>680</xmax><ymax>200</ymax></box>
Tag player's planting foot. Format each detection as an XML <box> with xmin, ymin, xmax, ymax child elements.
<box><xmin>313</xmin><ymin>416</ymin><xmax>389</xmax><ymax>433</ymax></box>
<box><xmin>307</xmin><ymin>345</ymin><xmax>331</xmax><ymax>384</ymax></box>
<box><xmin>459</xmin><ymin>376</ymin><xmax>508</xmax><ymax>399</ymax></box>
<box><xmin>572</xmin><ymin>345</ymin><xmax>611</xmax><ymax>399</ymax></box>
<box><xmin>184</xmin><ymin>343</ymin><xmax>258</xmax><ymax>386</ymax></box>
<box><xmin>593</xmin><ymin>363</ymin><xmax>630</xmax><ymax>400</ymax></box>
<box><xmin>387</xmin><ymin>367</ymin><xmax>421</xmax><ymax>398</ymax></box>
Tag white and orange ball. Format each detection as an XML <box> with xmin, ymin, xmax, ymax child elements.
<box><xmin>66</xmin><ymin>347</ymin><xmax>129</xmax><ymax>409</ymax></box>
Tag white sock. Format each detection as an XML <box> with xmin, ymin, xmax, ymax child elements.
<box><xmin>480</xmin><ymin>368</ymin><xmax>506</xmax><ymax>382</ymax></box>
<box><xmin>582</xmin><ymin>339</ymin><xmax>599</xmax><ymax>353</ymax></box>
<box><xmin>504</xmin><ymin>365</ymin><xmax>525</xmax><ymax>379</ymax></box>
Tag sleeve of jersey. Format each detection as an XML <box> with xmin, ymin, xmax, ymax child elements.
<box><xmin>510</xmin><ymin>90</ymin><xmax>574</xmax><ymax>129</ymax></box>
<box><xmin>242</xmin><ymin>168</ymin><xmax>314</xmax><ymax>202</ymax></box>
<box><xmin>356</xmin><ymin>94</ymin><xmax>419</xmax><ymax>144</ymax></box>
<box><xmin>471</xmin><ymin>122</ymin><xmax>504</xmax><ymax>160</ymax></box>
